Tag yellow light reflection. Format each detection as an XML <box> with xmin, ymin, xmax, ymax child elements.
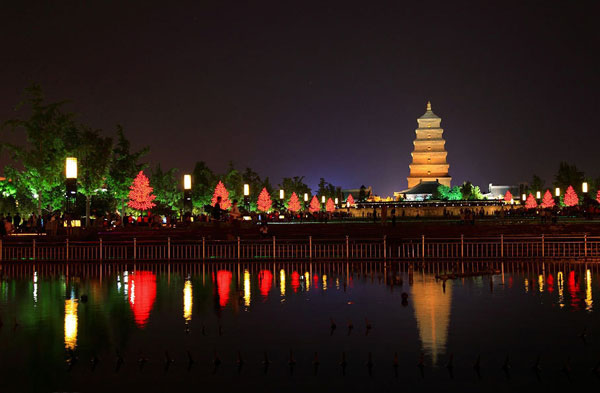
<box><xmin>524</xmin><ymin>278</ymin><xmax>529</xmax><ymax>293</ymax></box>
<box><xmin>304</xmin><ymin>272</ymin><xmax>310</xmax><ymax>291</ymax></box>
<box><xmin>538</xmin><ymin>275</ymin><xmax>544</xmax><ymax>293</ymax></box>
<box><xmin>244</xmin><ymin>269</ymin><xmax>251</xmax><ymax>306</ymax></box>
<box><xmin>64</xmin><ymin>299</ymin><xmax>78</xmax><ymax>350</ymax></box>
<box><xmin>33</xmin><ymin>271</ymin><xmax>38</xmax><ymax>304</ymax></box>
<box><xmin>585</xmin><ymin>269</ymin><xmax>593</xmax><ymax>311</ymax></box>
<box><xmin>322</xmin><ymin>274</ymin><xmax>328</xmax><ymax>291</ymax></box>
<box><xmin>557</xmin><ymin>272</ymin><xmax>564</xmax><ymax>308</ymax></box>
<box><xmin>336</xmin><ymin>278</ymin><xmax>340</xmax><ymax>290</ymax></box>
<box><xmin>280</xmin><ymin>269</ymin><xmax>286</xmax><ymax>297</ymax></box>
<box><xmin>183</xmin><ymin>279</ymin><xmax>193</xmax><ymax>321</ymax></box>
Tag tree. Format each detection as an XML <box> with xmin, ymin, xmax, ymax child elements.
<box><xmin>525</xmin><ymin>193</ymin><xmax>537</xmax><ymax>209</ymax></box>
<box><xmin>211</xmin><ymin>181</ymin><xmax>231</xmax><ymax>210</ymax></box>
<box><xmin>596</xmin><ymin>189</ymin><xmax>600</xmax><ymax>204</ymax></box>
<box><xmin>257</xmin><ymin>187</ymin><xmax>272</xmax><ymax>212</ymax></box>
<box><xmin>128</xmin><ymin>171</ymin><xmax>156</xmax><ymax>211</ymax></box>
<box><xmin>564</xmin><ymin>185</ymin><xmax>579</xmax><ymax>207</ymax></box>
<box><xmin>504</xmin><ymin>190</ymin><xmax>513</xmax><ymax>202</ymax></box>
<box><xmin>326</xmin><ymin>198</ymin><xmax>335</xmax><ymax>213</ymax></box>
<box><xmin>460</xmin><ymin>181</ymin><xmax>484</xmax><ymax>200</ymax></box>
<box><xmin>358</xmin><ymin>185</ymin><xmax>367</xmax><ymax>202</ymax></box>
<box><xmin>1</xmin><ymin>85</ymin><xmax>78</xmax><ymax>215</ymax></box>
<box><xmin>75</xmin><ymin>126</ymin><xmax>113</xmax><ymax>227</ymax></box>
<box><xmin>242</xmin><ymin>167</ymin><xmax>262</xmax><ymax>211</ymax></box>
<box><xmin>540</xmin><ymin>189</ymin><xmax>555</xmax><ymax>208</ymax></box>
<box><xmin>287</xmin><ymin>192</ymin><xmax>301</xmax><ymax>213</ymax></box>
<box><xmin>317</xmin><ymin>178</ymin><xmax>340</xmax><ymax>200</ymax></box>
<box><xmin>223</xmin><ymin>161</ymin><xmax>243</xmax><ymax>202</ymax></box>
<box><xmin>554</xmin><ymin>162</ymin><xmax>584</xmax><ymax>192</ymax></box>
<box><xmin>308</xmin><ymin>195</ymin><xmax>320</xmax><ymax>213</ymax></box>
<box><xmin>106</xmin><ymin>126</ymin><xmax>148</xmax><ymax>224</ymax></box>
<box><xmin>346</xmin><ymin>194</ymin><xmax>355</xmax><ymax>207</ymax></box>
<box><xmin>279</xmin><ymin>176</ymin><xmax>311</xmax><ymax>200</ymax></box>
<box><xmin>150</xmin><ymin>164</ymin><xmax>180</xmax><ymax>214</ymax></box>
<box><xmin>528</xmin><ymin>175</ymin><xmax>545</xmax><ymax>195</ymax></box>
<box><xmin>191</xmin><ymin>161</ymin><xmax>215</xmax><ymax>211</ymax></box>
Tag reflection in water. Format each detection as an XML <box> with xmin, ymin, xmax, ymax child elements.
<box><xmin>322</xmin><ymin>274</ymin><xmax>328</xmax><ymax>291</ymax></box>
<box><xmin>183</xmin><ymin>279</ymin><xmax>193</xmax><ymax>321</ymax></box>
<box><xmin>547</xmin><ymin>274</ymin><xmax>554</xmax><ymax>293</ymax></box>
<box><xmin>411</xmin><ymin>275</ymin><xmax>452</xmax><ymax>365</ymax></box>
<box><xmin>291</xmin><ymin>271</ymin><xmax>300</xmax><ymax>293</ymax></box>
<box><xmin>524</xmin><ymin>278</ymin><xmax>529</xmax><ymax>293</ymax></box>
<box><xmin>243</xmin><ymin>269</ymin><xmax>251</xmax><ymax>306</ymax></box>
<box><xmin>280</xmin><ymin>269</ymin><xmax>286</xmax><ymax>297</ymax></box>
<box><xmin>305</xmin><ymin>272</ymin><xmax>310</xmax><ymax>291</ymax></box>
<box><xmin>64</xmin><ymin>298</ymin><xmax>78</xmax><ymax>350</ymax></box>
<box><xmin>538</xmin><ymin>275</ymin><xmax>544</xmax><ymax>293</ymax></box>
<box><xmin>216</xmin><ymin>271</ymin><xmax>232</xmax><ymax>308</ymax></box>
<box><xmin>585</xmin><ymin>269</ymin><xmax>593</xmax><ymax>311</ymax></box>
<box><xmin>129</xmin><ymin>271</ymin><xmax>157</xmax><ymax>328</ymax></box>
<box><xmin>568</xmin><ymin>271</ymin><xmax>581</xmax><ymax>310</ymax></box>
<box><xmin>33</xmin><ymin>271</ymin><xmax>38</xmax><ymax>304</ymax></box>
<box><xmin>557</xmin><ymin>272</ymin><xmax>564</xmax><ymax>308</ymax></box>
<box><xmin>259</xmin><ymin>270</ymin><xmax>272</xmax><ymax>299</ymax></box>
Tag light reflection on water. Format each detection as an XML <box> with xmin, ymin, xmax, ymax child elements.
<box><xmin>0</xmin><ymin>261</ymin><xmax>598</xmax><ymax>392</ymax></box>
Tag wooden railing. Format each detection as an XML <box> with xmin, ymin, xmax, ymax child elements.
<box><xmin>0</xmin><ymin>235</ymin><xmax>599</xmax><ymax>262</ymax></box>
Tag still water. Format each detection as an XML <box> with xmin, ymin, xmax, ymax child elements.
<box><xmin>0</xmin><ymin>261</ymin><xmax>598</xmax><ymax>392</ymax></box>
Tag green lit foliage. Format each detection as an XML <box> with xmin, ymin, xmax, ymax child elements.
<box><xmin>553</xmin><ymin>162</ymin><xmax>584</xmax><ymax>192</ymax></box>
<box><xmin>527</xmin><ymin>174</ymin><xmax>545</xmax><ymax>196</ymax></box>
<box><xmin>191</xmin><ymin>161</ymin><xmax>216</xmax><ymax>211</ymax></box>
<box><xmin>460</xmin><ymin>181</ymin><xmax>484</xmax><ymax>200</ymax></box>
<box><xmin>433</xmin><ymin>184</ymin><xmax>462</xmax><ymax>200</ymax></box>
<box><xmin>223</xmin><ymin>161</ymin><xmax>243</xmax><ymax>203</ymax></box>
<box><xmin>241</xmin><ymin>167</ymin><xmax>262</xmax><ymax>211</ymax></box>
<box><xmin>150</xmin><ymin>164</ymin><xmax>181</xmax><ymax>214</ymax></box>
<box><xmin>279</xmin><ymin>176</ymin><xmax>311</xmax><ymax>209</ymax></box>
<box><xmin>317</xmin><ymin>178</ymin><xmax>341</xmax><ymax>202</ymax></box>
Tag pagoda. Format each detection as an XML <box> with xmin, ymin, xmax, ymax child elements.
<box><xmin>406</xmin><ymin>102</ymin><xmax>451</xmax><ymax>188</ymax></box>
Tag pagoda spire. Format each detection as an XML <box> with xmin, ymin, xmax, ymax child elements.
<box><xmin>426</xmin><ymin>101</ymin><xmax>431</xmax><ymax>111</ymax></box>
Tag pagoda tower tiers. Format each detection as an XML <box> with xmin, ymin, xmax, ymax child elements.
<box><xmin>406</xmin><ymin>102</ymin><xmax>451</xmax><ymax>188</ymax></box>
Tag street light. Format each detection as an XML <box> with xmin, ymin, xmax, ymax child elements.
<box><xmin>522</xmin><ymin>193</ymin><xmax>526</xmax><ymax>201</ymax></box>
<box><xmin>279</xmin><ymin>189</ymin><xmax>284</xmax><ymax>200</ymax></box>
<box><xmin>536</xmin><ymin>191</ymin><xmax>541</xmax><ymax>199</ymax></box>
<box><xmin>65</xmin><ymin>157</ymin><xmax>77</xmax><ymax>224</ymax></box>
<box><xmin>334</xmin><ymin>197</ymin><xmax>339</xmax><ymax>205</ymax></box>
<box><xmin>583</xmin><ymin>182</ymin><xmax>588</xmax><ymax>193</ymax></box>
<box><xmin>555</xmin><ymin>187</ymin><xmax>560</xmax><ymax>197</ymax></box>
<box><xmin>304</xmin><ymin>193</ymin><xmax>308</xmax><ymax>202</ymax></box>
<box><xmin>321</xmin><ymin>196</ymin><xmax>326</xmax><ymax>204</ymax></box>
<box><xmin>183</xmin><ymin>174</ymin><xmax>192</xmax><ymax>213</ymax></box>
<box><xmin>244</xmin><ymin>184</ymin><xmax>250</xmax><ymax>197</ymax></box>
<box><xmin>243</xmin><ymin>184</ymin><xmax>250</xmax><ymax>212</ymax></box>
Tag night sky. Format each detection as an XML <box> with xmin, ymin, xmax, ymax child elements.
<box><xmin>1</xmin><ymin>1</ymin><xmax>598</xmax><ymax>196</ymax></box>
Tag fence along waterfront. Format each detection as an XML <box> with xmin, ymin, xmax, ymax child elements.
<box><xmin>0</xmin><ymin>234</ymin><xmax>599</xmax><ymax>261</ymax></box>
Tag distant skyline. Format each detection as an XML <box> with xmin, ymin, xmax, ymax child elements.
<box><xmin>1</xmin><ymin>1</ymin><xmax>598</xmax><ymax>196</ymax></box>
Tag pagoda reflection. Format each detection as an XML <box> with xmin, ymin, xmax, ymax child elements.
<box><xmin>411</xmin><ymin>274</ymin><xmax>452</xmax><ymax>365</ymax></box>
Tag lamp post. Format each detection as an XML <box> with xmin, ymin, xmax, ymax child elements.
<box><xmin>183</xmin><ymin>174</ymin><xmax>192</xmax><ymax>214</ymax></box>
<box><xmin>65</xmin><ymin>157</ymin><xmax>77</xmax><ymax>216</ymax></box>
<box><xmin>555</xmin><ymin>187</ymin><xmax>560</xmax><ymax>197</ymax></box>
<box><xmin>521</xmin><ymin>193</ymin><xmax>526</xmax><ymax>204</ymax></box>
<box><xmin>279</xmin><ymin>189</ymin><xmax>285</xmax><ymax>213</ymax></box>
<box><xmin>536</xmin><ymin>191</ymin><xmax>541</xmax><ymax>199</ymax></box>
<box><xmin>243</xmin><ymin>184</ymin><xmax>250</xmax><ymax>212</ymax></box>
<box><xmin>583</xmin><ymin>182</ymin><xmax>588</xmax><ymax>193</ymax></box>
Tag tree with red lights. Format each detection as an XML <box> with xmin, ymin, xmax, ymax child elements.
<box><xmin>596</xmin><ymin>189</ymin><xmax>600</xmax><ymax>204</ymax></box>
<box><xmin>525</xmin><ymin>193</ymin><xmax>537</xmax><ymax>209</ymax></box>
<box><xmin>564</xmin><ymin>185</ymin><xmax>579</xmax><ymax>207</ymax></box>
<box><xmin>504</xmin><ymin>190</ymin><xmax>513</xmax><ymax>202</ymax></box>
<box><xmin>308</xmin><ymin>195</ymin><xmax>320</xmax><ymax>213</ymax></box>
<box><xmin>127</xmin><ymin>171</ymin><xmax>156</xmax><ymax>211</ymax></box>
<box><xmin>347</xmin><ymin>194</ymin><xmax>355</xmax><ymax>207</ymax></box>
<box><xmin>287</xmin><ymin>192</ymin><xmax>301</xmax><ymax>212</ymax></box>
<box><xmin>257</xmin><ymin>187</ymin><xmax>272</xmax><ymax>212</ymax></box>
<box><xmin>326</xmin><ymin>197</ymin><xmax>335</xmax><ymax>213</ymax></box>
<box><xmin>540</xmin><ymin>190</ymin><xmax>555</xmax><ymax>208</ymax></box>
<box><xmin>211</xmin><ymin>180</ymin><xmax>231</xmax><ymax>210</ymax></box>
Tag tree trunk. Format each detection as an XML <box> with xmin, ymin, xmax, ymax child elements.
<box><xmin>120</xmin><ymin>198</ymin><xmax>125</xmax><ymax>227</ymax></box>
<box><xmin>86</xmin><ymin>194</ymin><xmax>91</xmax><ymax>228</ymax></box>
<box><xmin>37</xmin><ymin>198</ymin><xmax>42</xmax><ymax>217</ymax></box>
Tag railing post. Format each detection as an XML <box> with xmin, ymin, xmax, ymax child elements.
<box><xmin>32</xmin><ymin>239</ymin><xmax>36</xmax><ymax>260</ymax></box>
<box><xmin>384</xmin><ymin>235</ymin><xmax>387</xmax><ymax>259</ymax></box>
<box><xmin>66</xmin><ymin>238</ymin><xmax>69</xmax><ymax>261</ymax></box>
<box><xmin>421</xmin><ymin>235</ymin><xmax>425</xmax><ymax>259</ymax></box>
<box><xmin>202</xmin><ymin>237</ymin><xmax>206</xmax><ymax>260</ymax></box>
<box><xmin>272</xmin><ymin>236</ymin><xmax>276</xmax><ymax>259</ymax></box>
<box><xmin>541</xmin><ymin>234</ymin><xmax>545</xmax><ymax>258</ymax></box>
<box><xmin>309</xmin><ymin>236</ymin><xmax>313</xmax><ymax>260</ymax></box>
<box><xmin>237</xmin><ymin>236</ymin><xmax>241</xmax><ymax>260</ymax></box>
<box><xmin>584</xmin><ymin>234</ymin><xmax>587</xmax><ymax>257</ymax></box>
<box><xmin>167</xmin><ymin>237</ymin><xmax>171</xmax><ymax>260</ymax></box>
<box><xmin>133</xmin><ymin>237</ymin><xmax>137</xmax><ymax>260</ymax></box>
<box><xmin>345</xmin><ymin>235</ymin><xmax>349</xmax><ymax>260</ymax></box>
<box><xmin>461</xmin><ymin>235</ymin><xmax>464</xmax><ymax>258</ymax></box>
<box><xmin>99</xmin><ymin>238</ymin><xmax>103</xmax><ymax>261</ymax></box>
<box><xmin>500</xmin><ymin>234</ymin><xmax>504</xmax><ymax>258</ymax></box>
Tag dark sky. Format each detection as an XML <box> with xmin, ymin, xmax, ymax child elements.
<box><xmin>1</xmin><ymin>1</ymin><xmax>598</xmax><ymax>196</ymax></box>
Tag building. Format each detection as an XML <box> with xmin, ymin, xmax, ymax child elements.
<box><xmin>483</xmin><ymin>183</ymin><xmax>520</xmax><ymax>200</ymax></box>
<box><xmin>406</xmin><ymin>102</ymin><xmax>451</xmax><ymax>188</ymax></box>
<box><xmin>342</xmin><ymin>186</ymin><xmax>373</xmax><ymax>202</ymax></box>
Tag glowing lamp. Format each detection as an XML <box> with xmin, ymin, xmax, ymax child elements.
<box><xmin>304</xmin><ymin>193</ymin><xmax>308</xmax><ymax>202</ymax></box>
<box><xmin>522</xmin><ymin>194</ymin><xmax>526</xmax><ymax>201</ymax></box>
<box><xmin>583</xmin><ymin>182</ymin><xmax>588</xmax><ymax>193</ymax></box>
<box><xmin>536</xmin><ymin>191</ymin><xmax>541</xmax><ymax>199</ymax></box>
<box><xmin>244</xmin><ymin>184</ymin><xmax>250</xmax><ymax>196</ymax></box>
<box><xmin>321</xmin><ymin>196</ymin><xmax>325</xmax><ymax>204</ymax></box>
<box><xmin>334</xmin><ymin>197</ymin><xmax>339</xmax><ymax>205</ymax></box>
<box><xmin>183</xmin><ymin>174</ymin><xmax>191</xmax><ymax>190</ymax></box>
<box><xmin>66</xmin><ymin>157</ymin><xmax>77</xmax><ymax>179</ymax></box>
<box><xmin>555</xmin><ymin>187</ymin><xmax>560</xmax><ymax>197</ymax></box>
<box><xmin>279</xmin><ymin>189</ymin><xmax>284</xmax><ymax>200</ymax></box>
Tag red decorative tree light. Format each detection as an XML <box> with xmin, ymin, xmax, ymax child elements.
<box><xmin>287</xmin><ymin>192</ymin><xmax>301</xmax><ymax>213</ymax></box>
<box><xmin>596</xmin><ymin>189</ymin><xmax>600</xmax><ymax>204</ymax></box>
<box><xmin>211</xmin><ymin>180</ymin><xmax>231</xmax><ymax>210</ymax></box>
<box><xmin>308</xmin><ymin>195</ymin><xmax>320</xmax><ymax>213</ymax></box>
<box><xmin>346</xmin><ymin>194</ymin><xmax>355</xmax><ymax>207</ymax></box>
<box><xmin>326</xmin><ymin>198</ymin><xmax>335</xmax><ymax>213</ymax></box>
<box><xmin>504</xmin><ymin>190</ymin><xmax>513</xmax><ymax>203</ymax></box>
<box><xmin>525</xmin><ymin>193</ymin><xmax>537</xmax><ymax>209</ymax></box>
<box><xmin>127</xmin><ymin>171</ymin><xmax>156</xmax><ymax>211</ymax></box>
<box><xmin>564</xmin><ymin>185</ymin><xmax>579</xmax><ymax>207</ymax></box>
<box><xmin>257</xmin><ymin>187</ymin><xmax>272</xmax><ymax>212</ymax></box>
<box><xmin>540</xmin><ymin>190</ymin><xmax>555</xmax><ymax>208</ymax></box>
